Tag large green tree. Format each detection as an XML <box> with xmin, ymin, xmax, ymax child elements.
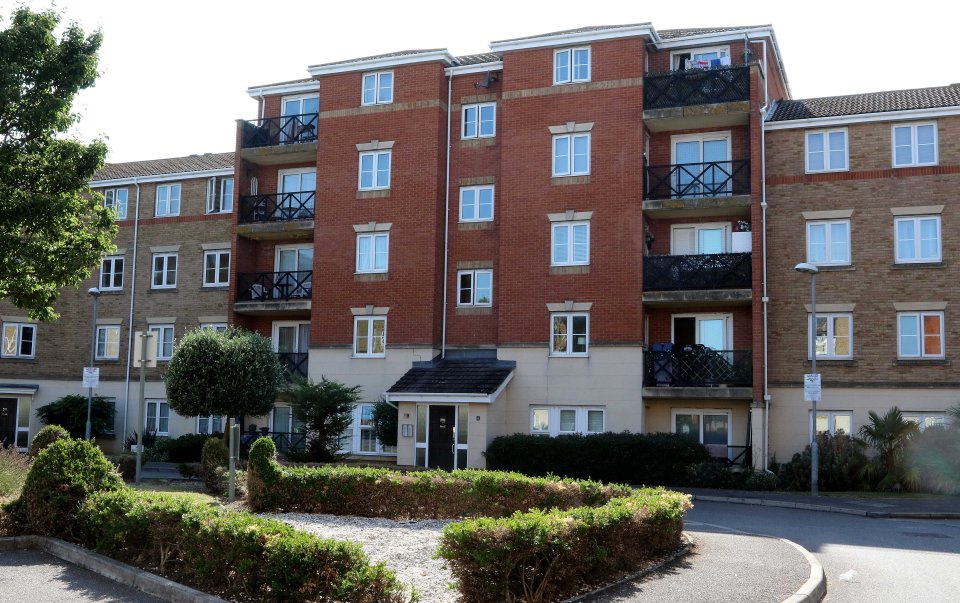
<box><xmin>0</xmin><ymin>8</ymin><xmax>115</xmax><ymax>320</ymax></box>
<box><xmin>287</xmin><ymin>377</ymin><xmax>360</xmax><ymax>461</ymax></box>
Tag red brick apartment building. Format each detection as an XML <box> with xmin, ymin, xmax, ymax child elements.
<box><xmin>3</xmin><ymin>22</ymin><xmax>956</xmax><ymax>472</ymax></box>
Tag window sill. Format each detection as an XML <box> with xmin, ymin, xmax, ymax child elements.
<box><xmin>460</xmin><ymin>138</ymin><xmax>496</xmax><ymax>149</ymax></box>
<box><xmin>94</xmin><ymin>358</ymin><xmax>122</xmax><ymax>363</ymax></box>
<box><xmin>459</xmin><ymin>221</ymin><xmax>494</xmax><ymax>231</ymax></box>
<box><xmin>805</xmin><ymin>169</ymin><xmax>850</xmax><ymax>175</ymax></box>
<box><xmin>550</xmin><ymin>265</ymin><xmax>590</xmax><ymax>275</ymax></box>
<box><xmin>549</xmin><ymin>354</ymin><xmax>589</xmax><ymax>359</ymax></box>
<box><xmin>352</xmin><ymin>355</ymin><xmax>386</xmax><ymax>359</ymax></box>
<box><xmin>805</xmin><ymin>359</ymin><xmax>856</xmax><ymax>366</ymax></box>
<box><xmin>895</xmin><ymin>358</ymin><xmax>949</xmax><ymax>366</ymax></box>
<box><xmin>456</xmin><ymin>307</ymin><xmax>493</xmax><ymax>316</ymax></box>
<box><xmin>148</xmin><ymin>288</ymin><xmax>178</xmax><ymax>293</ymax></box>
<box><xmin>893</xmin><ymin>163</ymin><xmax>938</xmax><ymax>169</ymax></box>
<box><xmin>357</xmin><ymin>189</ymin><xmax>390</xmax><ymax>199</ymax></box>
<box><xmin>551</xmin><ymin>175</ymin><xmax>591</xmax><ymax>186</ymax></box>
<box><xmin>201</xmin><ymin>285</ymin><xmax>230</xmax><ymax>290</ymax></box>
<box><xmin>811</xmin><ymin>264</ymin><xmax>855</xmax><ymax>272</ymax></box>
<box><xmin>0</xmin><ymin>357</ymin><xmax>36</xmax><ymax>362</ymax></box>
<box><xmin>154</xmin><ymin>215</ymin><xmax>180</xmax><ymax>219</ymax></box>
<box><xmin>890</xmin><ymin>261</ymin><xmax>945</xmax><ymax>269</ymax></box>
<box><xmin>355</xmin><ymin>272</ymin><xmax>388</xmax><ymax>282</ymax></box>
<box><xmin>99</xmin><ymin>290</ymin><xmax>124</xmax><ymax>295</ymax></box>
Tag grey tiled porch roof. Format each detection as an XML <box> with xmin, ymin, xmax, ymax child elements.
<box><xmin>387</xmin><ymin>359</ymin><xmax>515</xmax><ymax>395</ymax></box>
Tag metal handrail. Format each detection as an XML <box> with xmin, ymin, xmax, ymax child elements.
<box><xmin>645</xmin><ymin>160</ymin><xmax>750</xmax><ymax>200</ymax></box>
<box><xmin>643</xmin><ymin>253</ymin><xmax>751</xmax><ymax>291</ymax></box>
<box><xmin>644</xmin><ymin>64</ymin><xmax>750</xmax><ymax>110</ymax></box>
<box><xmin>235</xmin><ymin>271</ymin><xmax>312</xmax><ymax>302</ymax></box>
<box><xmin>276</xmin><ymin>352</ymin><xmax>308</xmax><ymax>379</ymax></box>
<box><xmin>239</xmin><ymin>191</ymin><xmax>315</xmax><ymax>223</ymax></box>
<box><xmin>645</xmin><ymin>347</ymin><xmax>752</xmax><ymax>387</ymax></box>
<box><xmin>240</xmin><ymin>112</ymin><xmax>318</xmax><ymax>148</ymax></box>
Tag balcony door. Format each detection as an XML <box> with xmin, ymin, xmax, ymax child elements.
<box><xmin>671</xmin><ymin>223</ymin><xmax>729</xmax><ymax>255</ymax></box>
<box><xmin>672</xmin><ymin>133</ymin><xmax>731</xmax><ymax>198</ymax></box>
<box><xmin>273</xmin><ymin>321</ymin><xmax>309</xmax><ymax>379</ymax></box>
<box><xmin>673</xmin><ymin>408</ymin><xmax>732</xmax><ymax>459</ymax></box>
<box><xmin>274</xmin><ymin>245</ymin><xmax>313</xmax><ymax>298</ymax></box>
<box><xmin>280</xmin><ymin>94</ymin><xmax>319</xmax><ymax>143</ymax></box>
<box><xmin>672</xmin><ymin>314</ymin><xmax>732</xmax><ymax>351</ymax></box>
<box><xmin>278</xmin><ymin>169</ymin><xmax>316</xmax><ymax>218</ymax></box>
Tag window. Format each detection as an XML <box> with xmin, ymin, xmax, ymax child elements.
<box><xmin>554</xmin><ymin>47</ymin><xmax>590</xmax><ymax>84</ymax></box>
<box><xmin>155</xmin><ymin>184</ymin><xmax>181</xmax><ymax>217</ymax></box>
<box><xmin>898</xmin><ymin>311</ymin><xmax>944</xmax><ymax>359</ymax></box>
<box><xmin>809</xmin><ymin>313</ymin><xmax>852</xmax><ymax>359</ymax></box>
<box><xmin>671</xmin><ymin>223</ymin><xmax>729</xmax><ymax>255</ymax></box>
<box><xmin>203</xmin><ymin>250</ymin><xmax>230</xmax><ymax>287</ymax></box>
<box><xmin>892</xmin><ymin>123</ymin><xmax>937</xmax><ymax>167</ymax></box>
<box><xmin>458</xmin><ymin>270</ymin><xmax>492</xmax><ymax>306</ymax></box>
<box><xmin>552</xmin><ymin>133</ymin><xmax>590</xmax><ymax>177</ymax></box>
<box><xmin>671</xmin><ymin>46</ymin><xmax>730</xmax><ymax>70</ymax></box>
<box><xmin>362</xmin><ymin>71</ymin><xmax>393</xmax><ymax>105</ymax></box>
<box><xmin>354</xmin><ymin>316</ymin><xmax>386</xmax><ymax>357</ymax></box>
<box><xmin>806</xmin><ymin>220</ymin><xmax>850</xmax><ymax>265</ymax></box>
<box><xmin>200</xmin><ymin>323</ymin><xmax>228</xmax><ymax>332</ymax></box>
<box><xmin>206</xmin><ymin>177</ymin><xmax>234</xmax><ymax>214</ymax></box>
<box><xmin>812</xmin><ymin>411</ymin><xmax>853</xmax><ymax>437</ymax></box>
<box><xmin>903</xmin><ymin>412</ymin><xmax>946</xmax><ymax>431</ymax></box>
<box><xmin>551</xmin><ymin>313</ymin><xmax>588</xmax><ymax>356</ymax></box>
<box><xmin>459</xmin><ymin>186</ymin><xmax>494</xmax><ymax>222</ymax></box>
<box><xmin>530</xmin><ymin>406</ymin><xmax>604</xmax><ymax>436</ymax></box>
<box><xmin>103</xmin><ymin>188</ymin><xmax>128</xmax><ymax>219</ymax></box>
<box><xmin>895</xmin><ymin>216</ymin><xmax>941</xmax><ymax>263</ymax></box>
<box><xmin>95</xmin><ymin>325</ymin><xmax>120</xmax><ymax>360</ymax></box>
<box><xmin>197</xmin><ymin>415</ymin><xmax>225</xmax><ymax>435</ymax></box>
<box><xmin>152</xmin><ymin>253</ymin><xmax>178</xmax><ymax>288</ymax></box>
<box><xmin>806</xmin><ymin>129</ymin><xmax>848</xmax><ymax>172</ymax></box>
<box><xmin>356</xmin><ymin>233</ymin><xmax>389</xmax><ymax>273</ymax></box>
<box><xmin>551</xmin><ymin>222</ymin><xmax>589</xmax><ymax>266</ymax></box>
<box><xmin>100</xmin><ymin>256</ymin><xmax>124</xmax><ymax>291</ymax></box>
<box><xmin>462</xmin><ymin>103</ymin><xmax>496</xmax><ymax>139</ymax></box>
<box><xmin>358</xmin><ymin>150</ymin><xmax>391</xmax><ymax>190</ymax></box>
<box><xmin>149</xmin><ymin>324</ymin><xmax>175</xmax><ymax>361</ymax></box>
<box><xmin>145</xmin><ymin>400</ymin><xmax>169</xmax><ymax>435</ymax></box>
<box><xmin>1</xmin><ymin>323</ymin><xmax>35</xmax><ymax>358</ymax></box>
<box><xmin>673</xmin><ymin>409</ymin><xmax>731</xmax><ymax>457</ymax></box>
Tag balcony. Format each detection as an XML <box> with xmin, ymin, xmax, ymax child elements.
<box><xmin>239</xmin><ymin>113</ymin><xmax>318</xmax><ymax>165</ymax></box>
<box><xmin>233</xmin><ymin>271</ymin><xmax>312</xmax><ymax>315</ymax></box>
<box><xmin>643</xmin><ymin>347</ymin><xmax>753</xmax><ymax>399</ymax></box>
<box><xmin>644</xmin><ymin>160</ymin><xmax>751</xmax><ymax>217</ymax></box>
<box><xmin>237</xmin><ymin>192</ymin><xmax>315</xmax><ymax>240</ymax></box>
<box><xmin>643</xmin><ymin>65</ymin><xmax>750</xmax><ymax>132</ymax></box>
<box><xmin>277</xmin><ymin>352</ymin><xmax>308</xmax><ymax>380</ymax></box>
<box><xmin>643</xmin><ymin>253</ymin><xmax>752</xmax><ymax>305</ymax></box>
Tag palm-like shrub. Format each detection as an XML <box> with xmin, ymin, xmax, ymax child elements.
<box><xmin>859</xmin><ymin>406</ymin><xmax>920</xmax><ymax>491</ymax></box>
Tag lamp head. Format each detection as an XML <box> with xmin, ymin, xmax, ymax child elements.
<box><xmin>87</xmin><ymin>287</ymin><xmax>101</xmax><ymax>298</ymax></box>
<box><xmin>794</xmin><ymin>262</ymin><xmax>819</xmax><ymax>275</ymax></box>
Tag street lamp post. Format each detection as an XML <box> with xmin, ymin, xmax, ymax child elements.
<box><xmin>794</xmin><ymin>262</ymin><xmax>819</xmax><ymax>496</ymax></box>
<box><xmin>86</xmin><ymin>287</ymin><xmax>101</xmax><ymax>441</ymax></box>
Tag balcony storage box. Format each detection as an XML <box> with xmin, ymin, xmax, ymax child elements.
<box><xmin>732</xmin><ymin>231</ymin><xmax>752</xmax><ymax>253</ymax></box>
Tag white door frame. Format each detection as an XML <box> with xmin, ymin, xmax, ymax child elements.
<box><xmin>671</xmin><ymin>312</ymin><xmax>734</xmax><ymax>349</ymax></box>
<box><xmin>670</xmin><ymin>222</ymin><xmax>732</xmax><ymax>255</ymax></box>
<box><xmin>271</xmin><ymin>320</ymin><xmax>310</xmax><ymax>353</ymax></box>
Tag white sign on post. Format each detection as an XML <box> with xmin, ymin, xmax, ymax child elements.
<box><xmin>803</xmin><ymin>373</ymin><xmax>822</xmax><ymax>402</ymax></box>
<box><xmin>82</xmin><ymin>367</ymin><xmax>100</xmax><ymax>388</ymax></box>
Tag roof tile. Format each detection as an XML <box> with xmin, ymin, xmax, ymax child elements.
<box><xmin>93</xmin><ymin>152</ymin><xmax>234</xmax><ymax>181</ymax></box>
<box><xmin>387</xmin><ymin>359</ymin><xmax>515</xmax><ymax>395</ymax></box>
<box><xmin>768</xmin><ymin>85</ymin><xmax>960</xmax><ymax>122</ymax></box>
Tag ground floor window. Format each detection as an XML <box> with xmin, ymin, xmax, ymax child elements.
<box><xmin>197</xmin><ymin>415</ymin><xmax>225</xmax><ymax>434</ymax></box>
<box><xmin>902</xmin><ymin>412</ymin><xmax>945</xmax><ymax>431</ymax></box>
<box><xmin>145</xmin><ymin>399</ymin><xmax>169</xmax><ymax>435</ymax></box>
<box><xmin>811</xmin><ymin>410</ymin><xmax>853</xmax><ymax>437</ymax></box>
<box><xmin>673</xmin><ymin>408</ymin><xmax>731</xmax><ymax>457</ymax></box>
<box><xmin>530</xmin><ymin>406</ymin><xmax>605</xmax><ymax>437</ymax></box>
<box><xmin>341</xmin><ymin>403</ymin><xmax>396</xmax><ymax>455</ymax></box>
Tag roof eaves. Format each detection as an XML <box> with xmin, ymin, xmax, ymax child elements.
<box><xmin>307</xmin><ymin>48</ymin><xmax>457</xmax><ymax>76</ymax></box>
<box><xmin>489</xmin><ymin>22</ymin><xmax>655</xmax><ymax>52</ymax></box>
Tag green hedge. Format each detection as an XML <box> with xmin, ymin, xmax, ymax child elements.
<box><xmin>247</xmin><ymin>437</ymin><xmax>632</xmax><ymax>517</ymax></box>
<box><xmin>77</xmin><ymin>489</ymin><xmax>409</xmax><ymax>602</ymax></box>
<box><xmin>485</xmin><ymin>432</ymin><xmax>710</xmax><ymax>485</ymax></box>
<box><xmin>438</xmin><ymin>488</ymin><xmax>689</xmax><ymax>603</ymax></box>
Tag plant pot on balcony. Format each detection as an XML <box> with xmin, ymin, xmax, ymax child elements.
<box><xmin>732</xmin><ymin>232</ymin><xmax>752</xmax><ymax>253</ymax></box>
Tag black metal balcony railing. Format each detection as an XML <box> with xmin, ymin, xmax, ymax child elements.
<box><xmin>239</xmin><ymin>191</ymin><xmax>315</xmax><ymax>223</ymax></box>
<box><xmin>644</xmin><ymin>253</ymin><xmax>751</xmax><ymax>291</ymax></box>
<box><xmin>645</xmin><ymin>160</ymin><xmax>750</xmax><ymax>200</ymax></box>
<box><xmin>240</xmin><ymin>431</ymin><xmax>307</xmax><ymax>454</ymax></box>
<box><xmin>277</xmin><ymin>352</ymin><xmax>308</xmax><ymax>379</ymax></box>
<box><xmin>645</xmin><ymin>347</ymin><xmax>752</xmax><ymax>387</ymax></box>
<box><xmin>236</xmin><ymin>271</ymin><xmax>312</xmax><ymax>302</ymax></box>
<box><xmin>644</xmin><ymin>65</ymin><xmax>750</xmax><ymax>110</ymax></box>
<box><xmin>241</xmin><ymin>113</ymin><xmax>318</xmax><ymax>148</ymax></box>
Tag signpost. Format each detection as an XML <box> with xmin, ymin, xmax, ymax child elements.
<box><xmin>82</xmin><ymin>367</ymin><xmax>100</xmax><ymax>389</ymax></box>
<box><xmin>133</xmin><ymin>331</ymin><xmax>156</xmax><ymax>483</ymax></box>
<box><xmin>803</xmin><ymin>373</ymin><xmax>821</xmax><ymax>402</ymax></box>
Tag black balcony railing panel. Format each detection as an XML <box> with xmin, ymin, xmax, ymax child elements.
<box><xmin>644</xmin><ymin>253</ymin><xmax>751</xmax><ymax>291</ymax></box>
<box><xmin>277</xmin><ymin>352</ymin><xmax>308</xmax><ymax>379</ymax></box>
<box><xmin>241</xmin><ymin>113</ymin><xmax>318</xmax><ymax>148</ymax></box>
<box><xmin>644</xmin><ymin>65</ymin><xmax>750</xmax><ymax>110</ymax></box>
<box><xmin>239</xmin><ymin>191</ymin><xmax>315</xmax><ymax>223</ymax></box>
<box><xmin>236</xmin><ymin>271</ymin><xmax>312</xmax><ymax>302</ymax></box>
<box><xmin>240</xmin><ymin>431</ymin><xmax>307</xmax><ymax>454</ymax></box>
<box><xmin>645</xmin><ymin>160</ymin><xmax>750</xmax><ymax>200</ymax></box>
<box><xmin>645</xmin><ymin>347</ymin><xmax>752</xmax><ymax>387</ymax></box>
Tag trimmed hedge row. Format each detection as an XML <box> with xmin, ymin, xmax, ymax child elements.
<box><xmin>438</xmin><ymin>488</ymin><xmax>690</xmax><ymax>603</ymax></box>
<box><xmin>77</xmin><ymin>489</ymin><xmax>409</xmax><ymax>602</ymax></box>
<box><xmin>485</xmin><ymin>432</ymin><xmax>711</xmax><ymax>485</ymax></box>
<box><xmin>247</xmin><ymin>437</ymin><xmax>632</xmax><ymax>517</ymax></box>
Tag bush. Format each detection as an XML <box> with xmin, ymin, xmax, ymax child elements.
<box><xmin>77</xmin><ymin>489</ymin><xmax>409</xmax><ymax>602</ymax></box>
<box><xmin>106</xmin><ymin>454</ymin><xmax>137</xmax><ymax>481</ymax></box>
<box><xmin>684</xmin><ymin>462</ymin><xmax>780</xmax><ymax>491</ymax></box>
<box><xmin>0</xmin><ymin>446</ymin><xmax>31</xmax><ymax>499</ymax></box>
<box><xmin>35</xmin><ymin>394</ymin><xmax>115</xmax><ymax>439</ymax></box>
<box><xmin>905</xmin><ymin>426</ymin><xmax>960</xmax><ymax>495</ymax></box>
<box><xmin>27</xmin><ymin>424</ymin><xmax>70</xmax><ymax>456</ymax></box>
<box><xmin>371</xmin><ymin>398</ymin><xmax>398</xmax><ymax>447</ymax></box>
<box><xmin>124</xmin><ymin>430</ymin><xmax>157</xmax><ymax>452</ymax></box>
<box><xmin>286</xmin><ymin>377</ymin><xmax>358</xmax><ymax>461</ymax></box>
<box><xmin>777</xmin><ymin>433</ymin><xmax>870</xmax><ymax>492</ymax></box>
<box><xmin>9</xmin><ymin>437</ymin><xmax>123</xmax><ymax>538</ymax></box>
<box><xmin>485</xmin><ymin>432</ymin><xmax>710</xmax><ymax>486</ymax></box>
<box><xmin>178</xmin><ymin>462</ymin><xmax>201</xmax><ymax>480</ymax></box>
<box><xmin>438</xmin><ymin>488</ymin><xmax>689</xmax><ymax>603</ymax></box>
<box><xmin>165</xmin><ymin>433</ymin><xmax>215</xmax><ymax>463</ymax></box>
<box><xmin>201</xmin><ymin>436</ymin><xmax>228</xmax><ymax>494</ymax></box>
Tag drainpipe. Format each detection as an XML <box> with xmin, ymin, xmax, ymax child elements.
<box><xmin>121</xmin><ymin>178</ymin><xmax>141</xmax><ymax>443</ymax></box>
<box><xmin>440</xmin><ymin>74</ymin><xmax>452</xmax><ymax>358</ymax></box>
<box><xmin>756</xmin><ymin>38</ymin><xmax>772</xmax><ymax>471</ymax></box>
<box><xmin>257</xmin><ymin>88</ymin><xmax>265</xmax><ymax>121</ymax></box>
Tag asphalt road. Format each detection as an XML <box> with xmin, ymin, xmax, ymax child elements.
<box><xmin>687</xmin><ymin>501</ymin><xmax>960</xmax><ymax>603</ymax></box>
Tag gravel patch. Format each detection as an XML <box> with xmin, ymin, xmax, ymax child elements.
<box><xmin>267</xmin><ymin>513</ymin><xmax>458</xmax><ymax>602</ymax></box>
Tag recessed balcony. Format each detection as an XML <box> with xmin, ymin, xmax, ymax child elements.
<box><xmin>237</xmin><ymin>191</ymin><xmax>315</xmax><ymax>240</ymax></box>
<box><xmin>277</xmin><ymin>352</ymin><xmax>308</xmax><ymax>380</ymax></box>
<box><xmin>233</xmin><ymin>271</ymin><xmax>312</xmax><ymax>315</ymax></box>
<box><xmin>643</xmin><ymin>346</ymin><xmax>753</xmax><ymax>399</ymax></box>
<box><xmin>643</xmin><ymin>253</ymin><xmax>752</xmax><ymax>306</ymax></box>
<box><xmin>643</xmin><ymin>160</ymin><xmax>751</xmax><ymax>218</ymax></box>
<box><xmin>238</xmin><ymin>113</ymin><xmax>318</xmax><ymax>165</ymax></box>
<box><xmin>643</xmin><ymin>65</ymin><xmax>750</xmax><ymax>132</ymax></box>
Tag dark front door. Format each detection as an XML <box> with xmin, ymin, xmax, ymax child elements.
<box><xmin>0</xmin><ymin>398</ymin><xmax>16</xmax><ymax>447</ymax></box>
<box><xmin>428</xmin><ymin>405</ymin><xmax>456</xmax><ymax>470</ymax></box>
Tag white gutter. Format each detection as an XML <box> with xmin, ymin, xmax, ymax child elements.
<box><xmin>441</xmin><ymin>74</ymin><xmax>452</xmax><ymax>358</ymax></box>
<box><xmin>764</xmin><ymin>105</ymin><xmax>960</xmax><ymax>130</ymax></box>
<box><xmin>121</xmin><ymin>178</ymin><xmax>141</xmax><ymax>442</ymax></box>
<box><xmin>444</xmin><ymin>61</ymin><xmax>503</xmax><ymax>76</ymax></box>
<box><xmin>308</xmin><ymin>50</ymin><xmax>457</xmax><ymax>76</ymax></box>
<box><xmin>92</xmin><ymin>168</ymin><xmax>233</xmax><ymax>188</ymax></box>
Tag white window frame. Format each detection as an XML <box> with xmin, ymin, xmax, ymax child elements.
<box><xmin>361</xmin><ymin>70</ymin><xmax>394</xmax><ymax>105</ymax></box>
<box><xmin>805</xmin><ymin>219</ymin><xmax>851</xmax><ymax>266</ymax></box>
<box><xmin>200</xmin><ymin>323</ymin><xmax>228</xmax><ymax>332</ymax></box>
<box><xmin>553</xmin><ymin>47</ymin><xmax>591</xmax><ymax>85</ymax></box>
<box><xmin>551</xmin><ymin>312</ymin><xmax>589</xmax><ymax>357</ymax></box>
<box><xmin>671</xmin><ymin>408</ymin><xmax>734</xmax><ymax>455</ymax></box>
<box><xmin>95</xmin><ymin>325</ymin><xmax>121</xmax><ymax>360</ymax></box>
<box><xmin>897</xmin><ymin>311</ymin><xmax>945</xmax><ymax>359</ymax></box>
<box><xmin>670</xmin><ymin>45</ymin><xmax>731</xmax><ymax>70</ymax></box>
<box><xmin>902</xmin><ymin>412</ymin><xmax>947</xmax><ymax>431</ymax></box>
<box><xmin>196</xmin><ymin>415</ymin><xmax>226</xmax><ymax>435</ymax></box>
<box><xmin>206</xmin><ymin>177</ymin><xmax>234</xmax><ymax>214</ymax></box>
<box><xmin>155</xmin><ymin>183</ymin><xmax>181</xmax><ymax>217</ymax></box>
<box><xmin>202</xmin><ymin>250</ymin><xmax>230</xmax><ymax>287</ymax></box>
<box><xmin>358</xmin><ymin>150</ymin><xmax>391</xmax><ymax>190</ymax></box>
<box><xmin>671</xmin><ymin>313</ymin><xmax>734</xmax><ymax>350</ymax></box>
<box><xmin>808</xmin><ymin>313</ymin><xmax>853</xmax><ymax>360</ymax></box>
<box><xmin>149</xmin><ymin>324</ymin><xmax>175</xmax><ymax>361</ymax></box>
<box><xmin>459</xmin><ymin>185</ymin><xmax>494</xmax><ymax>222</ymax></box>
<box><xmin>892</xmin><ymin>122</ymin><xmax>938</xmax><ymax>167</ymax></box>
<box><xmin>457</xmin><ymin>269</ymin><xmax>493</xmax><ymax>307</ymax></box>
<box><xmin>551</xmin><ymin>221</ymin><xmax>590</xmax><ymax>266</ymax></box>
<box><xmin>669</xmin><ymin>222</ymin><xmax>731</xmax><ymax>255</ymax></box>
<box><xmin>103</xmin><ymin>188</ymin><xmax>128</xmax><ymax>220</ymax></box>
<box><xmin>355</xmin><ymin>233</ymin><xmax>389</xmax><ymax>274</ymax></box>
<box><xmin>810</xmin><ymin>410</ymin><xmax>854</xmax><ymax>438</ymax></box>
<box><xmin>894</xmin><ymin>216</ymin><xmax>942</xmax><ymax>264</ymax></box>
<box><xmin>530</xmin><ymin>406</ymin><xmax>605</xmax><ymax>437</ymax></box>
<box><xmin>552</xmin><ymin>133</ymin><xmax>590</xmax><ymax>177</ymax></box>
<box><xmin>461</xmin><ymin>102</ymin><xmax>496</xmax><ymax>139</ymax></box>
<box><xmin>353</xmin><ymin>316</ymin><xmax>387</xmax><ymax>358</ymax></box>
<box><xmin>1</xmin><ymin>322</ymin><xmax>36</xmax><ymax>359</ymax></box>
<box><xmin>151</xmin><ymin>253</ymin><xmax>178</xmax><ymax>289</ymax></box>
<box><xmin>805</xmin><ymin>128</ymin><xmax>849</xmax><ymax>173</ymax></box>
<box><xmin>345</xmin><ymin>403</ymin><xmax>397</xmax><ymax>455</ymax></box>
<box><xmin>100</xmin><ymin>255</ymin><xmax>124</xmax><ymax>291</ymax></box>
<box><xmin>145</xmin><ymin>399</ymin><xmax>170</xmax><ymax>436</ymax></box>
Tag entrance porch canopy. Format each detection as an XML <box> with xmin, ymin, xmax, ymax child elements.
<box><xmin>385</xmin><ymin>358</ymin><xmax>515</xmax><ymax>404</ymax></box>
